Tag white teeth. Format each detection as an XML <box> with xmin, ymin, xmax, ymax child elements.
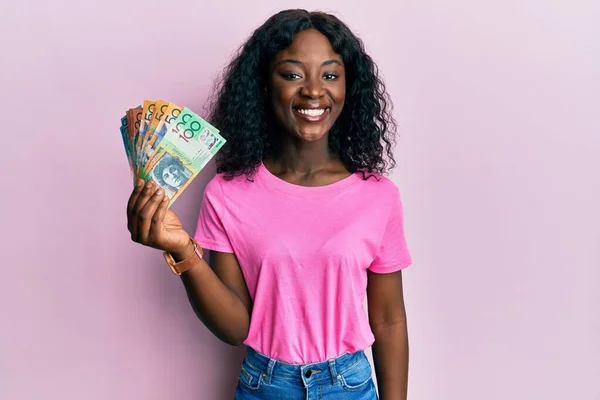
<box><xmin>297</xmin><ymin>108</ymin><xmax>326</xmax><ymax>116</ymax></box>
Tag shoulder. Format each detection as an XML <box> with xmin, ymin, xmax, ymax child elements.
<box><xmin>355</xmin><ymin>173</ymin><xmax>405</xmax><ymax>215</ymax></box>
<box><xmin>358</xmin><ymin>172</ymin><xmax>401</xmax><ymax>197</ymax></box>
<box><xmin>203</xmin><ymin>173</ymin><xmax>223</xmax><ymax>195</ymax></box>
<box><xmin>204</xmin><ymin>171</ymin><xmax>255</xmax><ymax>197</ymax></box>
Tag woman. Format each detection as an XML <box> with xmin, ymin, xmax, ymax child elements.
<box><xmin>127</xmin><ymin>9</ymin><xmax>412</xmax><ymax>400</ymax></box>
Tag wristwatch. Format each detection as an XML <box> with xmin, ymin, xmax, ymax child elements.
<box><xmin>163</xmin><ymin>237</ymin><xmax>204</xmax><ymax>276</ymax></box>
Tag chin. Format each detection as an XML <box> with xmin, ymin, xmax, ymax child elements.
<box><xmin>293</xmin><ymin>123</ymin><xmax>331</xmax><ymax>141</ymax></box>
<box><xmin>296</xmin><ymin>130</ymin><xmax>328</xmax><ymax>142</ymax></box>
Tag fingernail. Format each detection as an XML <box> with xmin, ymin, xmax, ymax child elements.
<box><xmin>156</xmin><ymin>189</ymin><xmax>163</xmax><ymax>196</ymax></box>
<box><xmin>136</xmin><ymin>179</ymin><xmax>143</xmax><ymax>187</ymax></box>
<box><xmin>145</xmin><ymin>180</ymin><xmax>153</xmax><ymax>188</ymax></box>
<box><xmin>162</xmin><ymin>196</ymin><xmax>169</xmax><ymax>202</ymax></box>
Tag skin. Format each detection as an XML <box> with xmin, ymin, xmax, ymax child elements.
<box><xmin>127</xmin><ymin>28</ymin><xmax>408</xmax><ymax>399</ymax></box>
<box><xmin>264</xmin><ymin>28</ymin><xmax>350</xmax><ymax>184</ymax></box>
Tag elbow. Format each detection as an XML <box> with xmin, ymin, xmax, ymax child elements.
<box><xmin>205</xmin><ymin>328</ymin><xmax>247</xmax><ymax>347</ymax></box>
<box><xmin>222</xmin><ymin>329</ymin><xmax>249</xmax><ymax>346</ymax></box>
<box><xmin>211</xmin><ymin>321</ymin><xmax>249</xmax><ymax>347</ymax></box>
<box><xmin>226</xmin><ymin>337</ymin><xmax>246</xmax><ymax>347</ymax></box>
<box><xmin>224</xmin><ymin>314</ymin><xmax>250</xmax><ymax>346</ymax></box>
<box><xmin>371</xmin><ymin>319</ymin><xmax>408</xmax><ymax>340</ymax></box>
<box><xmin>189</xmin><ymin>299</ymin><xmax>250</xmax><ymax>346</ymax></box>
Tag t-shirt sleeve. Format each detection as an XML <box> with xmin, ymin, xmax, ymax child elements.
<box><xmin>193</xmin><ymin>177</ymin><xmax>234</xmax><ymax>253</ymax></box>
<box><xmin>368</xmin><ymin>185</ymin><xmax>412</xmax><ymax>274</ymax></box>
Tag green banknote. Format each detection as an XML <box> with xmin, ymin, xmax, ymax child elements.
<box><xmin>141</xmin><ymin>107</ymin><xmax>225</xmax><ymax>206</ymax></box>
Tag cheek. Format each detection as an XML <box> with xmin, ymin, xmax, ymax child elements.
<box><xmin>335</xmin><ymin>80</ymin><xmax>346</xmax><ymax>103</ymax></box>
<box><xmin>276</xmin><ymin>87</ymin><xmax>296</xmax><ymax>105</ymax></box>
<box><xmin>332</xmin><ymin>88</ymin><xmax>346</xmax><ymax>114</ymax></box>
<box><xmin>270</xmin><ymin>89</ymin><xmax>295</xmax><ymax>121</ymax></box>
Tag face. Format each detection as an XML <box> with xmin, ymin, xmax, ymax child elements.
<box><xmin>269</xmin><ymin>29</ymin><xmax>346</xmax><ymax>142</ymax></box>
<box><xmin>162</xmin><ymin>164</ymin><xmax>184</xmax><ymax>188</ymax></box>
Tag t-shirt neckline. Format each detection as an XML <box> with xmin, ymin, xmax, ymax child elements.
<box><xmin>256</xmin><ymin>162</ymin><xmax>361</xmax><ymax>197</ymax></box>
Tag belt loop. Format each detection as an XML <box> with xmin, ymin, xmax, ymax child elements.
<box><xmin>264</xmin><ymin>358</ymin><xmax>276</xmax><ymax>384</ymax></box>
<box><xmin>328</xmin><ymin>359</ymin><xmax>339</xmax><ymax>385</ymax></box>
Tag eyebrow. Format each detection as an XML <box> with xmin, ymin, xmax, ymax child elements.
<box><xmin>276</xmin><ymin>59</ymin><xmax>343</xmax><ymax>67</ymax></box>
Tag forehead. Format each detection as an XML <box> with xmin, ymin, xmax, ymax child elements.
<box><xmin>274</xmin><ymin>29</ymin><xmax>342</xmax><ymax>63</ymax></box>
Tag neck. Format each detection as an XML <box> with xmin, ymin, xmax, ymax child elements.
<box><xmin>267</xmin><ymin>133</ymin><xmax>337</xmax><ymax>174</ymax></box>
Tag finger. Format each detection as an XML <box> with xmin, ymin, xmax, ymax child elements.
<box><xmin>147</xmin><ymin>194</ymin><xmax>170</xmax><ymax>247</ymax></box>
<box><xmin>132</xmin><ymin>180</ymin><xmax>156</xmax><ymax>240</ymax></box>
<box><xmin>137</xmin><ymin>187</ymin><xmax>166</xmax><ymax>244</ymax></box>
<box><xmin>127</xmin><ymin>179</ymin><xmax>145</xmax><ymax>235</ymax></box>
<box><xmin>153</xmin><ymin>194</ymin><xmax>170</xmax><ymax>225</ymax></box>
<box><xmin>127</xmin><ymin>179</ymin><xmax>145</xmax><ymax>215</ymax></box>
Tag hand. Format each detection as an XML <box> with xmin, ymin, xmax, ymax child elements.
<box><xmin>127</xmin><ymin>179</ymin><xmax>193</xmax><ymax>258</ymax></box>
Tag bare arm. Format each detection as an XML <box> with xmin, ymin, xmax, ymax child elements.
<box><xmin>175</xmin><ymin>247</ymin><xmax>252</xmax><ymax>346</ymax></box>
<box><xmin>367</xmin><ymin>269</ymin><xmax>409</xmax><ymax>400</ymax></box>
<box><xmin>127</xmin><ymin>179</ymin><xmax>251</xmax><ymax>346</ymax></box>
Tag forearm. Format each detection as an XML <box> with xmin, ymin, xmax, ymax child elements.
<box><xmin>175</xmin><ymin>255</ymin><xmax>249</xmax><ymax>346</ymax></box>
<box><xmin>371</xmin><ymin>321</ymin><xmax>409</xmax><ymax>400</ymax></box>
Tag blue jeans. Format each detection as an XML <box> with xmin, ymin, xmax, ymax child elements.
<box><xmin>234</xmin><ymin>347</ymin><xmax>378</xmax><ymax>399</ymax></box>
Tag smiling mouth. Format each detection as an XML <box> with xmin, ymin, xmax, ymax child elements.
<box><xmin>295</xmin><ymin>108</ymin><xmax>329</xmax><ymax>116</ymax></box>
<box><xmin>293</xmin><ymin>107</ymin><xmax>331</xmax><ymax>122</ymax></box>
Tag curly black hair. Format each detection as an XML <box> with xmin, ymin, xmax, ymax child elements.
<box><xmin>206</xmin><ymin>9</ymin><xmax>397</xmax><ymax>180</ymax></box>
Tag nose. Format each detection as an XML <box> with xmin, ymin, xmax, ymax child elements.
<box><xmin>300</xmin><ymin>76</ymin><xmax>325</xmax><ymax>99</ymax></box>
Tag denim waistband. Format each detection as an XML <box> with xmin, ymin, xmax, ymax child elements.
<box><xmin>243</xmin><ymin>346</ymin><xmax>368</xmax><ymax>385</ymax></box>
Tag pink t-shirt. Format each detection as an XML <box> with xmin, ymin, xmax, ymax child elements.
<box><xmin>193</xmin><ymin>163</ymin><xmax>412</xmax><ymax>364</ymax></box>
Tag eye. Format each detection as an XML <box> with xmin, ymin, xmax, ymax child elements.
<box><xmin>280</xmin><ymin>73</ymin><xmax>302</xmax><ymax>80</ymax></box>
<box><xmin>323</xmin><ymin>73</ymin><xmax>339</xmax><ymax>81</ymax></box>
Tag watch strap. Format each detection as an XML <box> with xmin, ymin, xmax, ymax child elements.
<box><xmin>163</xmin><ymin>238</ymin><xmax>203</xmax><ymax>276</ymax></box>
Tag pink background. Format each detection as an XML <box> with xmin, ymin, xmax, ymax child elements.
<box><xmin>1</xmin><ymin>0</ymin><xmax>599</xmax><ymax>399</ymax></box>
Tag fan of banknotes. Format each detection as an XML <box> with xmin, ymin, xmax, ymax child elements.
<box><xmin>119</xmin><ymin>100</ymin><xmax>225</xmax><ymax>206</ymax></box>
